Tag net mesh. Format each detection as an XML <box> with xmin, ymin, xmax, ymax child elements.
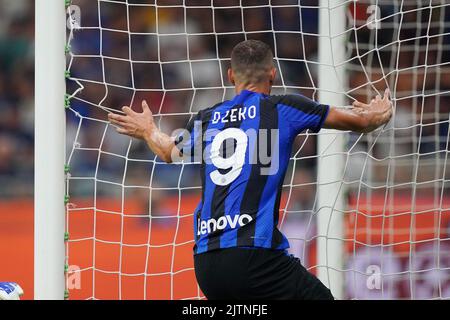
<box><xmin>65</xmin><ymin>0</ymin><xmax>450</xmax><ymax>299</ymax></box>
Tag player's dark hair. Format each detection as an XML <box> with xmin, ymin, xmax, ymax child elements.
<box><xmin>230</xmin><ymin>40</ymin><xmax>274</xmax><ymax>84</ymax></box>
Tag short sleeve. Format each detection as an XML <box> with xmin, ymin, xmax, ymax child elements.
<box><xmin>274</xmin><ymin>94</ymin><xmax>330</xmax><ymax>136</ymax></box>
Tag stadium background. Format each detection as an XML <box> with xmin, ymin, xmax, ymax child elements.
<box><xmin>1</xmin><ymin>0</ymin><xmax>449</xmax><ymax>299</ymax></box>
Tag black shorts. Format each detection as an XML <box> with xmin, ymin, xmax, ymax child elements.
<box><xmin>194</xmin><ymin>247</ymin><xmax>334</xmax><ymax>300</ymax></box>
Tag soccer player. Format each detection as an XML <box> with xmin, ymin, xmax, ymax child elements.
<box><xmin>108</xmin><ymin>40</ymin><xmax>393</xmax><ymax>300</ymax></box>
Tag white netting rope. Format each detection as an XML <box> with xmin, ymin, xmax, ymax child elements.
<box><xmin>65</xmin><ymin>0</ymin><xmax>450</xmax><ymax>300</ymax></box>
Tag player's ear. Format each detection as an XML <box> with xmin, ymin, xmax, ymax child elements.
<box><xmin>269</xmin><ymin>67</ymin><xmax>277</xmax><ymax>85</ymax></box>
<box><xmin>228</xmin><ymin>68</ymin><xmax>235</xmax><ymax>85</ymax></box>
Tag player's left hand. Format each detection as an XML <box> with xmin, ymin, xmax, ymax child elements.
<box><xmin>352</xmin><ymin>88</ymin><xmax>393</xmax><ymax>128</ymax></box>
<box><xmin>108</xmin><ymin>100</ymin><xmax>156</xmax><ymax>140</ymax></box>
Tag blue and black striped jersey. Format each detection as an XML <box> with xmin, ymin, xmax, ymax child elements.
<box><xmin>176</xmin><ymin>90</ymin><xmax>329</xmax><ymax>255</ymax></box>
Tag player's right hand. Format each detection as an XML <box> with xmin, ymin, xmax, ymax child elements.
<box><xmin>108</xmin><ymin>100</ymin><xmax>156</xmax><ymax>141</ymax></box>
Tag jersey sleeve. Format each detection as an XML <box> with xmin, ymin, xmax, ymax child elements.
<box><xmin>174</xmin><ymin>111</ymin><xmax>202</xmax><ymax>161</ymax></box>
<box><xmin>274</xmin><ymin>94</ymin><xmax>330</xmax><ymax>136</ymax></box>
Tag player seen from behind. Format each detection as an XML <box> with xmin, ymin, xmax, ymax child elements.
<box><xmin>108</xmin><ymin>40</ymin><xmax>393</xmax><ymax>300</ymax></box>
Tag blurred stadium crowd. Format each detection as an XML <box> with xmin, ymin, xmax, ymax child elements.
<box><xmin>2</xmin><ymin>0</ymin><xmax>449</xmax><ymax>199</ymax></box>
<box><xmin>0</xmin><ymin>1</ymin><xmax>34</xmax><ymax>197</ymax></box>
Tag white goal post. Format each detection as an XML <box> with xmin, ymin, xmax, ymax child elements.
<box><xmin>34</xmin><ymin>0</ymin><xmax>66</xmax><ymax>300</ymax></box>
<box><xmin>317</xmin><ymin>0</ymin><xmax>347</xmax><ymax>300</ymax></box>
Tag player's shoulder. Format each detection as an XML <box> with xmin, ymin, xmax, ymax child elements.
<box><xmin>267</xmin><ymin>93</ymin><xmax>319</xmax><ymax>112</ymax></box>
<box><xmin>267</xmin><ymin>93</ymin><xmax>312</xmax><ymax>105</ymax></box>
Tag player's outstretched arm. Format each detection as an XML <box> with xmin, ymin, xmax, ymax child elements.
<box><xmin>323</xmin><ymin>88</ymin><xmax>393</xmax><ymax>133</ymax></box>
<box><xmin>108</xmin><ymin>100</ymin><xmax>176</xmax><ymax>163</ymax></box>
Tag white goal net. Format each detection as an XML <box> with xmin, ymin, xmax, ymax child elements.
<box><xmin>65</xmin><ymin>0</ymin><xmax>450</xmax><ymax>300</ymax></box>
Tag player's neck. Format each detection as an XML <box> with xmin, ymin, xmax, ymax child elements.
<box><xmin>235</xmin><ymin>82</ymin><xmax>271</xmax><ymax>96</ymax></box>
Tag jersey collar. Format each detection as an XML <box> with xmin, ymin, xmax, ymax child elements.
<box><xmin>233</xmin><ymin>89</ymin><xmax>258</xmax><ymax>104</ymax></box>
